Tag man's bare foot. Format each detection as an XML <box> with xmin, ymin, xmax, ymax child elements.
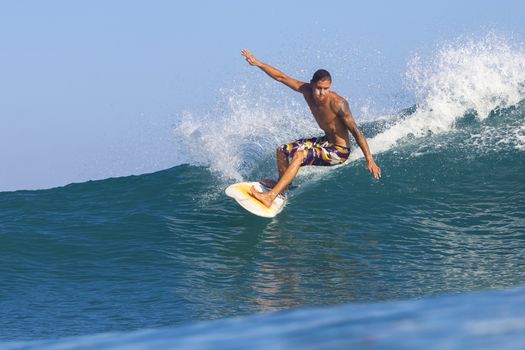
<box><xmin>250</xmin><ymin>186</ymin><xmax>275</xmax><ymax>208</ymax></box>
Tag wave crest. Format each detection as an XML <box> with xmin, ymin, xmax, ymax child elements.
<box><xmin>365</xmin><ymin>33</ymin><xmax>525</xmax><ymax>157</ymax></box>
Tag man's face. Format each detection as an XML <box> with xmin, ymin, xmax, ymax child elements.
<box><xmin>312</xmin><ymin>79</ymin><xmax>331</xmax><ymax>102</ymax></box>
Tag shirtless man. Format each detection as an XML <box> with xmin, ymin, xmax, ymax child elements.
<box><xmin>241</xmin><ymin>49</ymin><xmax>381</xmax><ymax>208</ymax></box>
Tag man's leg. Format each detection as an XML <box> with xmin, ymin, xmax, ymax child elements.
<box><xmin>250</xmin><ymin>150</ymin><xmax>304</xmax><ymax>208</ymax></box>
<box><xmin>277</xmin><ymin>147</ymin><xmax>289</xmax><ymax>178</ymax></box>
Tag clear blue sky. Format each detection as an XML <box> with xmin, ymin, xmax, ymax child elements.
<box><xmin>1</xmin><ymin>0</ymin><xmax>524</xmax><ymax>191</ymax></box>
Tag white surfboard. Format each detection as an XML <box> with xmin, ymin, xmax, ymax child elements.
<box><xmin>225</xmin><ymin>181</ymin><xmax>287</xmax><ymax>218</ymax></box>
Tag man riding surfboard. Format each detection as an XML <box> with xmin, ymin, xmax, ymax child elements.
<box><xmin>241</xmin><ymin>49</ymin><xmax>381</xmax><ymax>208</ymax></box>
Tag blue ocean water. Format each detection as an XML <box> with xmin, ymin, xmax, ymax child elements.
<box><xmin>1</xmin><ymin>34</ymin><xmax>525</xmax><ymax>348</ymax></box>
<box><xmin>5</xmin><ymin>286</ymin><xmax>525</xmax><ymax>349</ymax></box>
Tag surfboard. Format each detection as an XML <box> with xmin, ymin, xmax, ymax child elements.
<box><xmin>225</xmin><ymin>180</ymin><xmax>287</xmax><ymax>218</ymax></box>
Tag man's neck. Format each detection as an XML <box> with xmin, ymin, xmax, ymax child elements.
<box><xmin>315</xmin><ymin>95</ymin><xmax>331</xmax><ymax>107</ymax></box>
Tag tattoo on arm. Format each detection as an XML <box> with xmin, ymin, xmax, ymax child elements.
<box><xmin>337</xmin><ymin>100</ymin><xmax>350</xmax><ymax>118</ymax></box>
<box><xmin>338</xmin><ymin>100</ymin><xmax>359</xmax><ymax>135</ymax></box>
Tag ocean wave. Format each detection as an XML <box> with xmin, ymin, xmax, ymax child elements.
<box><xmin>363</xmin><ymin>33</ymin><xmax>525</xmax><ymax>158</ymax></box>
<box><xmin>174</xmin><ymin>33</ymin><xmax>525</xmax><ymax>182</ymax></box>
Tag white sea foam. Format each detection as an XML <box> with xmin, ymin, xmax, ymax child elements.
<box><xmin>515</xmin><ymin>122</ymin><xmax>525</xmax><ymax>151</ymax></box>
<box><xmin>174</xmin><ymin>85</ymin><xmax>320</xmax><ymax>181</ymax></box>
<box><xmin>360</xmin><ymin>33</ymin><xmax>525</xmax><ymax>159</ymax></box>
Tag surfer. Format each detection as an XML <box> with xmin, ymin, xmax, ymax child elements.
<box><xmin>241</xmin><ymin>49</ymin><xmax>382</xmax><ymax>208</ymax></box>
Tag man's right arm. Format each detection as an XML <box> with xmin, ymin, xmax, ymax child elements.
<box><xmin>241</xmin><ymin>49</ymin><xmax>306</xmax><ymax>92</ymax></box>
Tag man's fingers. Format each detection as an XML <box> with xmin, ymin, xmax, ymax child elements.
<box><xmin>369</xmin><ymin>164</ymin><xmax>381</xmax><ymax>180</ymax></box>
<box><xmin>242</xmin><ymin>50</ymin><xmax>254</xmax><ymax>60</ymax></box>
<box><xmin>241</xmin><ymin>49</ymin><xmax>258</xmax><ymax>66</ymax></box>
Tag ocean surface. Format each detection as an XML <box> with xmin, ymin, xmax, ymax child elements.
<box><xmin>1</xmin><ymin>34</ymin><xmax>525</xmax><ymax>348</ymax></box>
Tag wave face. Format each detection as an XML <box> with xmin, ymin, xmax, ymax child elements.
<box><xmin>1</xmin><ymin>33</ymin><xmax>524</xmax><ymax>346</ymax></box>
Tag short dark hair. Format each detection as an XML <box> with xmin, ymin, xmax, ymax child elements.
<box><xmin>311</xmin><ymin>69</ymin><xmax>332</xmax><ymax>83</ymax></box>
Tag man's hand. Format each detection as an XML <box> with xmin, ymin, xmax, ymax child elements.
<box><xmin>241</xmin><ymin>49</ymin><xmax>261</xmax><ymax>66</ymax></box>
<box><xmin>240</xmin><ymin>49</ymin><xmax>304</xmax><ymax>92</ymax></box>
<box><xmin>367</xmin><ymin>159</ymin><xmax>382</xmax><ymax>180</ymax></box>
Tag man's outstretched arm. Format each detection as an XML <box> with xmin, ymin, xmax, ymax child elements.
<box><xmin>337</xmin><ymin>99</ymin><xmax>382</xmax><ymax>179</ymax></box>
<box><xmin>241</xmin><ymin>49</ymin><xmax>306</xmax><ymax>92</ymax></box>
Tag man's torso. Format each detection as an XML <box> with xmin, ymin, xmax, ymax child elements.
<box><xmin>302</xmin><ymin>87</ymin><xmax>350</xmax><ymax>148</ymax></box>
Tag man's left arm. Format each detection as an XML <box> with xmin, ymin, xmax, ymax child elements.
<box><xmin>337</xmin><ymin>99</ymin><xmax>382</xmax><ymax>179</ymax></box>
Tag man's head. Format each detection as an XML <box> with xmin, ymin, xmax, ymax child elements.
<box><xmin>311</xmin><ymin>69</ymin><xmax>332</xmax><ymax>84</ymax></box>
<box><xmin>311</xmin><ymin>69</ymin><xmax>332</xmax><ymax>102</ymax></box>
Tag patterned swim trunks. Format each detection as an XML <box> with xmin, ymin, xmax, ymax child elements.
<box><xmin>279</xmin><ymin>136</ymin><xmax>350</xmax><ymax>166</ymax></box>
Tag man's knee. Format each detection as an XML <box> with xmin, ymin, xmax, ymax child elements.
<box><xmin>291</xmin><ymin>150</ymin><xmax>304</xmax><ymax>164</ymax></box>
<box><xmin>277</xmin><ymin>146</ymin><xmax>290</xmax><ymax>161</ymax></box>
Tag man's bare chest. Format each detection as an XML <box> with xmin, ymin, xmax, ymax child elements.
<box><xmin>307</xmin><ymin>102</ymin><xmax>337</xmax><ymax>127</ymax></box>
